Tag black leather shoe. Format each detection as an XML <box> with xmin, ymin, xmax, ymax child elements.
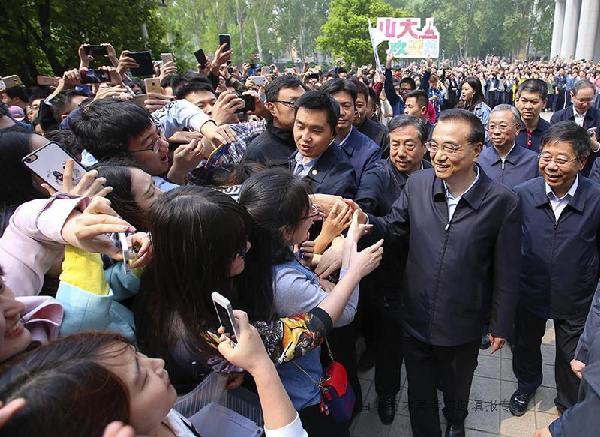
<box><xmin>509</xmin><ymin>389</ymin><xmax>534</xmax><ymax>416</ymax></box>
<box><xmin>445</xmin><ymin>422</ymin><xmax>465</xmax><ymax>437</ymax></box>
<box><xmin>377</xmin><ymin>395</ymin><xmax>396</xmax><ymax>425</ymax></box>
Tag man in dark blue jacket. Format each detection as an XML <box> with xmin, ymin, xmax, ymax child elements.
<box><xmin>321</xmin><ymin>79</ymin><xmax>380</xmax><ymax>185</ymax></box>
<box><xmin>289</xmin><ymin>90</ymin><xmax>357</xmax><ymax>199</ymax></box>
<box><xmin>550</xmin><ymin>80</ymin><xmax>600</xmax><ymax>176</ymax></box>
<box><xmin>510</xmin><ymin>121</ymin><xmax>600</xmax><ymax>417</ymax></box>
<box><xmin>355</xmin><ymin>115</ymin><xmax>431</xmax><ymax>425</ymax></box>
<box><xmin>367</xmin><ymin>109</ymin><xmax>521</xmax><ymax>437</ymax></box>
<box><xmin>515</xmin><ymin>79</ymin><xmax>550</xmax><ymax>152</ymax></box>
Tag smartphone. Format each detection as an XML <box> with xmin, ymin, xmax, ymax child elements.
<box><xmin>218</xmin><ymin>34</ymin><xmax>231</xmax><ymax>52</ymax></box>
<box><xmin>2</xmin><ymin>75</ymin><xmax>22</xmax><ymax>89</ymax></box>
<box><xmin>127</xmin><ymin>51</ymin><xmax>154</xmax><ymax>77</ymax></box>
<box><xmin>21</xmin><ymin>142</ymin><xmax>86</xmax><ymax>191</ymax></box>
<box><xmin>37</xmin><ymin>75</ymin><xmax>60</xmax><ymax>87</ymax></box>
<box><xmin>211</xmin><ymin>292</ymin><xmax>239</xmax><ymax>339</ymax></box>
<box><xmin>143</xmin><ymin>78</ymin><xmax>162</xmax><ymax>95</ymax></box>
<box><xmin>241</xmin><ymin>94</ymin><xmax>255</xmax><ymax>112</ymax></box>
<box><xmin>79</xmin><ymin>68</ymin><xmax>111</xmax><ymax>84</ymax></box>
<box><xmin>83</xmin><ymin>45</ymin><xmax>108</xmax><ymax>56</ymax></box>
<box><xmin>133</xmin><ymin>94</ymin><xmax>148</xmax><ymax>108</ymax></box>
<box><xmin>118</xmin><ymin>232</ymin><xmax>139</xmax><ymax>273</ymax></box>
<box><xmin>248</xmin><ymin>75</ymin><xmax>267</xmax><ymax>87</ymax></box>
<box><xmin>160</xmin><ymin>53</ymin><xmax>174</xmax><ymax>64</ymax></box>
<box><xmin>194</xmin><ymin>48</ymin><xmax>207</xmax><ymax>67</ymax></box>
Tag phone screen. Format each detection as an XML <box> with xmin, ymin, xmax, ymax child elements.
<box><xmin>214</xmin><ymin>302</ymin><xmax>236</xmax><ymax>337</ymax></box>
<box><xmin>84</xmin><ymin>45</ymin><xmax>107</xmax><ymax>56</ymax></box>
<box><xmin>241</xmin><ymin>94</ymin><xmax>255</xmax><ymax>112</ymax></box>
<box><xmin>128</xmin><ymin>51</ymin><xmax>155</xmax><ymax>77</ymax></box>
<box><xmin>22</xmin><ymin>142</ymin><xmax>86</xmax><ymax>191</ymax></box>
<box><xmin>219</xmin><ymin>34</ymin><xmax>231</xmax><ymax>52</ymax></box>
<box><xmin>79</xmin><ymin>69</ymin><xmax>111</xmax><ymax>84</ymax></box>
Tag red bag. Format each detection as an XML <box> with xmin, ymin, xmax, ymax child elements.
<box><xmin>319</xmin><ymin>361</ymin><xmax>356</xmax><ymax>423</ymax></box>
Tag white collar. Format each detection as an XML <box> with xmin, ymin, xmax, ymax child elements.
<box><xmin>573</xmin><ymin>106</ymin><xmax>586</xmax><ymax>119</ymax></box>
<box><xmin>443</xmin><ymin>166</ymin><xmax>480</xmax><ymax>200</ymax></box>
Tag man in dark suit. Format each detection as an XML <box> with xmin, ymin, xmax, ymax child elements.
<box><xmin>290</xmin><ymin>90</ymin><xmax>357</xmax><ymax>199</ymax></box>
<box><xmin>351</xmin><ymin>78</ymin><xmax>389</xmax><ymax>152</ymax></box>
<box><xmin>515</xmin><ymin>79</ymin><xmax>550</xmax><ymax>152</ymax></box>
<box><xmin>244</xmin><ymin>76</ymin><xmax>307</xmax><ymax>167</ymax></box>
<box><xmin>550</xmin><ymin>80</ymin><xmax>600</xmax><ymax>176</ymax></box>
<box><xmin>365</xmin><ymin>109</ymin><xmax>521</xmax><ymax>437</ymax></box>
<box><xmin>321</xmin><ymin>79</ymin><xmax>381</xmax><ymax>184</ymax></box>
<box><xmin>509</xmin><ymin>122</ymin><xmax>600</xmax><ymax>417</ymax></box>
<box><xmin>355</xmin><ymin>115</ymin><xmax>431</xmax><ymax>425</ymax></box>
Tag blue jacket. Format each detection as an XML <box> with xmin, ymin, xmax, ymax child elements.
<box><xmin>550</xmin><ymin>107</ymin><xmax>600</xmax><ymax>176</ymax></box>
<box><xmin>338</xmin><ymin>127</ymin><xmax>381</xmax><ymax>184</ymax></box>
<box><xmin>515</xmin><ymin>117</ymin><xmax>551</xmax><ymax>152</ymax></box>
<box><xmin>290</xmin><ymin>145</ymin><xmax>358</xmax><ymax>199</ymax></box>
<box><xmin>515</xmin><ymin>177</ymin><xmax>600</xmax><ymax>319</ymax></box>
<box><xmin>478</xmin><ymin>145</ymin><xmax>539</xmax><ymax>189</ymax></box>
<box><xmin>368</xmin><ymin>167</ymin><xmax>521</xmax><ymax>346</ymax></box>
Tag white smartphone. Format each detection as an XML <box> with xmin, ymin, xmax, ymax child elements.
<box><xmin>248</xmin><ymin>75</ymin><xmax>267</xmax><ymax>87</ymax></box>
<box><xmin>22</xmin><ymin>142</ymin><xmax>86</xmax><ymax>191</ymax></box>
<box><xmin>160</xmin><ymin>53</ymin><xmax>174</xmax><ymax>64</ymax></box>
<box><xmin>211</xmin><ymin>292</ymin><xmax>239</xmax><ymax>340</ymax></box>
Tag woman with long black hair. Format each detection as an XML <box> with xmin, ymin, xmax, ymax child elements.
<box><xmin>458</xmin><ymin>76</ymin><xmax>491</xmax><ymax>141</ymax></box>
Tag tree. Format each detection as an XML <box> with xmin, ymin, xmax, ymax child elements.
<box><xmin>1</xmin><ymin>0</ymin><xmax>166</xmax><ymax>84</ymax></box>
<box><xmin>317</xmin><ymin>0</ymin><xmax>408</xmax><ymax>66</ymax></box>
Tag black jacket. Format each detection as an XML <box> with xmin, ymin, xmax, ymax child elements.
<box><xmin>515</xmin><ymin>176</ymin><xmax>600</xmax><ymax>319</ymax></box>
<box><xmin>244</xmin><ymin>122</ymin><xmax>296</xmax><ymax>168</ymax></box>
<box><xmin>368</xmin><ymin>167</ymin><xmax>521</xmax><ymax>346</ymax></box>
<box><xmin>357</xmin><ymin>117</ymin><xmax>389</xmax><ymax>152</ymax></box>
<box><xmin>356</xmin><ymin>159</ymin><xmax>431</xmax><ymax>295</ymax></box>
<box><xmin>290</xmin><ymin>145</ymin><xmax>358</xmax><ymax>199</ymax></box>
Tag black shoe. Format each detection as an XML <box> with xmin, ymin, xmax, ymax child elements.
<box><xmin>480</xmin><ymin>333</ymin><xmax>491</xmax><ymax>349</ymax></box>
<box><xmin>377</xmin><ymin>395</ymin><xmax>396</xmax><ymax>425</ymax></box>
<box><xmin>358</xmin><ymin>348</ymin><xmax>376</xmax><ymax>372</ymax></box>
<box><xmin>445</xmin><ymin>422</ymin><xmax>465</xmax><ymax>437</ymax></box>
<box><xmin>509</xmin><ymin>389</ymin><xmax>534</xmax><ymax>416</ymax></box>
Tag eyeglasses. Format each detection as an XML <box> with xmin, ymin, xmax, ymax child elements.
<box><xmin>426</xmin><ymin>142</ymin><xmax>465</xmax><ymax>155</ymax></box>
<box><xmin>129</xmin><ymin>127</ymin><xmax>164</xmax><ymax>154</ymax></box>
<box><xmin>538</xmin><ymin>152</ymin><xmax>578</xmax><ymax>166</ymax></box>
<box><xmin>271</xmin><ymin>100</ymin><xmax>296</xmax><ymax>107</ymax></box>
<box><xmin>302</xmin><ymin>204</ymin><xmax>322</xmax><ymax>220</ymax></box>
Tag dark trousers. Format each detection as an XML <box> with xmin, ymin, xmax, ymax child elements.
<box><xmin>403</xmin><ymin>332</ymin><xmax>480</xmax><ymax>437</ymax></box>
<box><xmin>323</xmin><ymin>322</ymin><xmax>362</xmax><ymax>412</ymax></box>
<box><xmin>356</xmin><ymin>281</ymin><xmax>379</xmax><ymax>357</ymax></box>
<box><xmin>512</xmin><ymin>305</ymin><xmax>585</xmax><ymax>410</ymax></box>
<box><xmin>299</xmin><ymin>403</ymin><xmax>350</xmax><ymax>437</ymax></box>
<box><xmin>374</xmin><ymin>297</ymin><xmax>404</xmax><ymax>397</ymax></box>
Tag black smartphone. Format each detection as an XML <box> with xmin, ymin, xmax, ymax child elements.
<box><xmin>127</xmin><ymin>51</ymin><xmax>154</xmax><ymax>77</ymax></box>
<box><xmin>194</xmin><ymin>49</ymin><xmax>207</xmax><ymax>67</ymax></box>
<box><xmin>241</xmin><ymin>94</ymin><xmax>255</xmax><ymax>113</ymax></box>
<box><xmin>218</xmin><ymin>34</ymin><xmax>231</xmax><ymax>52</ymax></box>
<box><xmin>79</xmin><ymin>69</ymin><xmax>111</xmax><ymax>84</ymax></box>
<box><xmin>83</xmin><ymin>45</ymin><xmax>108</xmax><ymax>56</ymax></box>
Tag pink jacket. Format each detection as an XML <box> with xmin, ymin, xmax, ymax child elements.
<box><xmin>19</xmin><ymin>295</ymin><xmax>63</xmax><ymax>344</ymax></box>
<box><xmin>0</xmin><ymin>195</ymin><xmax>86</xmax><ymax>297</ymax></box>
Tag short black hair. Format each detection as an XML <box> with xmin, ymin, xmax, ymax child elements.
<box><xmin>387</xmin><ymin>115</ymin><xmax>428</xmax><ymax>144</ymax></box>
<box><xmin>160</xmin><ymin>74</ymin><xmax>186</xmax><ymax>93</ymax></box>
<box><xmin>265</xmin><ymin>76</ymin><xmax>306</xmax><ymax>102</ymax></box>
<box><xmin>404</xmin><ymin>90</ymin><xmax>428</xmax><ymax>109</ymax></box>
<box><xmin>517</xmin><ymin>79</ymin><xmax>548</xmax><ymax>101</ymax></box>
<box><xmin>437</xmin><ymin>109</ymin><xmax>485</xmax><ymax>145</ymax></box>
<box><xmin>349</xmin><ymin>78</ymin><xmax>369</xmax><ymax>101</ymax></box>
<box><xmin>71</xmin><ymin>99</ymin><xmax>152</xmax><ymax>161</ymax></box>
<box><xmin>175</xmin><ymin>81</ymin><xmax>215</xmax><ymax>100</ymax></box>
<box><xmin>5</xmin><ymin>86</ymin><xmax>28</xmax><ymax>102</ymax></box>
<box><xmin>399</xmin><ymin>77</ymin><xmax>417</xmax><ymax>90</ymax></box>
<box><xmin>321</xmin><ymin>78</ymin><xmax>358</xmax><ymax>104</ymax></box>
<box><xmin>44</xmin><ymin>130</ymin><xmax>83</xmax><ymax>157</ymax></box>
<box><xmin>541</xmin><ymin>121</ymin><xmax>591</xmax><ymax>161</ymax></box>
<box><xmin>51</xmin><ymin>90</ymin><xmax>89</xmax><ymax>122</ymax></box>
<box><xmin>294</xmin><ymin>91</ymin><xmax>340</xmax><ymax>133</ymax></box>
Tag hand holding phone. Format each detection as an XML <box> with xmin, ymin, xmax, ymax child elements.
<box><xmin>212</xmin><ymin>292</ymin><xmax>239</xmax><ymax>341</ymax></box>
<box><xmin>218</xmin><ymin>34</ymin><xmax>231</xmax><ymax>52</ymax></box>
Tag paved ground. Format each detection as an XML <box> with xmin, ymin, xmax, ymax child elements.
<box><xmin>350</xmin><ymin>321</ymin><xmax>559</xmax><ymax>437</ymax></box>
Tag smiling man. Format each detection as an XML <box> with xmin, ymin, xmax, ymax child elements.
<box><xmin>366</xmin><ymin>109</ymin><xmax>521</xmax><ymax>437</ymax></box>
<box><xmin>290</xmin><ymin>91</ymin><xmax>357</xmax><ymax>199</ymax></box>
<box><xmin>510</xmin><ymin>121</ymin><xmax>600</xmax><ymax>418</ymax></box>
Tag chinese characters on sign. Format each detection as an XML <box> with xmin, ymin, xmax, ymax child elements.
<box><xmin>374</xmin><ymin>17</ymin><xmax>440</xmax><ymax>59</ymax></box>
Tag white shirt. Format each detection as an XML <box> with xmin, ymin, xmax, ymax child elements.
<box><xmin>573</xmin><ymin>106</ymin><xmax>586</xmax><ymax>127</ymax></box>
<box><xmin>443</xmin><ymin>166</ymin><xmax>480</xmax><ymax>222</ymax></box>
<box><xmin>293</xmin><ymin>152</ymin><xmax>319</xmax><ymax>176</ymax></box>
<box><xmin>545</xmin><ymin>175</ymin><xmax>579</xmax><ymax>221</ymax></box>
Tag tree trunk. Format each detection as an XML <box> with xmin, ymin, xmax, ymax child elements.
<box><xmin>253</xmin><ymin>17</ymin><xmax>263</xmax><ymax>61</ymax></box>
<box><xmin>235</xmin><ymin>0</ymin><xmax>245</xmax><ymax>62</ymax></box>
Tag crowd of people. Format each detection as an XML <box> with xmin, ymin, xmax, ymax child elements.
<box><xmin>3</xmin><ymin>41</ymin><xmax>600</xmax><ymax>437</ymax></box>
